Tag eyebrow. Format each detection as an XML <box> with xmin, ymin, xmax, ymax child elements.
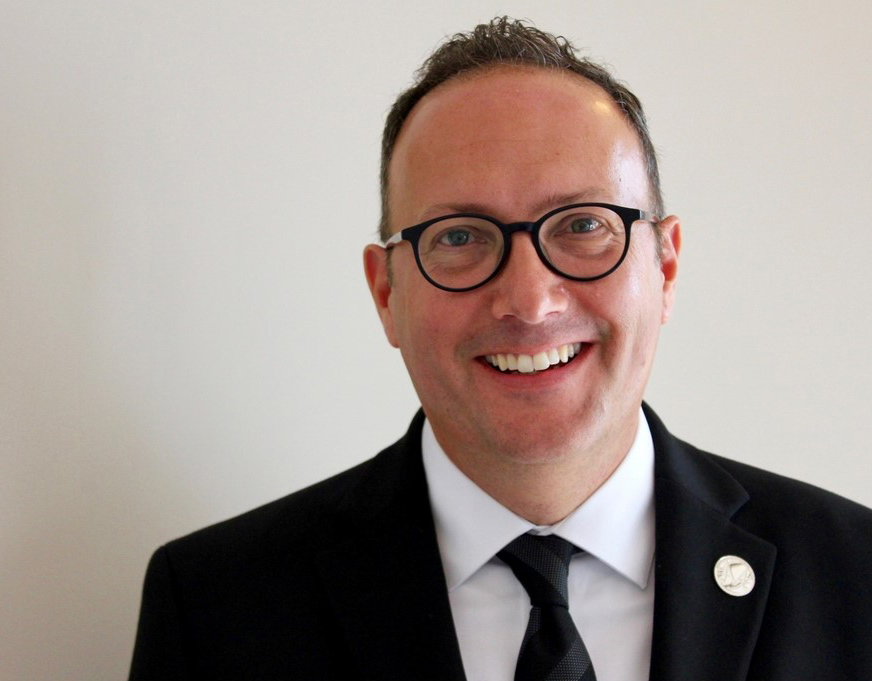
<box><xmin>417</xmin><ymin>188</ymin><xmax>613</xmax><ymax>222</ymax></box>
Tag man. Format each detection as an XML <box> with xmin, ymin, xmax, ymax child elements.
<box><xmin>129</xmin><ymin>18</ymin><xmax>872</xmax><ymax>681</ymax></box>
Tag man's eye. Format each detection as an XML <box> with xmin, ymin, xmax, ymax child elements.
<box><xmin>438</xmin><ymin>229</ymin><xmax>474</xmax><ymax>246</ymax></box>
<box><xmin>567</xmin><ymin>217</ymin><xmax>601</xmax><ymax>233</ymax></box>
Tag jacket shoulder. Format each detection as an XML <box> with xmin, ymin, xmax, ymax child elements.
<box><xmin>645</xmin><ymin>403</ymin><xmax>872</xmax><ymax>535</ymax></box>
<box><xmin>707</xmin><ymin>451</ymin><xmax>872</xmax><ymax>543</ymax></box>
<box><xmin>172</xmin><ymin>457</ymin><xmax>371</xmax><ymax>554</ymax></box>
<box><xmin>158</xmin><ymin>409</ymin><xmax>428</xmax><ymax>575</ymax></box>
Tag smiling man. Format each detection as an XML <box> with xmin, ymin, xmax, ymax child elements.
<box><xmin>365</xmin><ymin>64</ymin><xmax>679</xmax><ymax>529</ymax></box>
<box><xmin>129</xmin><ymin>18</ymin><xmax>872</xmax><ymax>681</ymax></box>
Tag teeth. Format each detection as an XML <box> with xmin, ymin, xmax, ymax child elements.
<box><xmin>517</xmin><ymin>354</ymin><xmax>534</xmax><ymax>373</ymax></box>
<box><xmin>485</xmin><ymin>343</ymin><xmax>583</xmax><ymax>374</ymax></box>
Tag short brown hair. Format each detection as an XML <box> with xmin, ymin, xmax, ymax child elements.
<box><xmin>379</xmin><ymin>17</ymin><xmax>664</xmax><ymax>242</ymax></box>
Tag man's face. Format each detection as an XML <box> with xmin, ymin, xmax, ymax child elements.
<box><xmin>365</xmin><ymin>67</ymin><xmax>680</xmax><ymax>474</ymax></box>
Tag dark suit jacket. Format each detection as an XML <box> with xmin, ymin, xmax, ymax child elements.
<box><xmin>129</xmin><ymin>405</ymin><xmax>872</xmax><ymax>680</ymax></box>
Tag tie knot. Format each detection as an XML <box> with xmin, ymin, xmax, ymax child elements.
<box><xmin>498</xmin><ymin>533</ymin><xmax>576</xmax><ymax>607</ymax></box>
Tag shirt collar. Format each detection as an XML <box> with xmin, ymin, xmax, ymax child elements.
<box><xmin>422</xmin><ymin>408</ymin><xmax>655</xmax><ymax>591</ymax></box>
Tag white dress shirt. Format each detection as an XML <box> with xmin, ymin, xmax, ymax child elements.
<box><xmin>421</xmin><ymin>410</ymin><xmax>656</xmax><ymax>681</ymax></box>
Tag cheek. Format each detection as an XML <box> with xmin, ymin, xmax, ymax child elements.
<box><xmin>388</xmin><ymin>283</ymin><xmax>458</xmax><ymax>370</ymax></box>
<box><xmin>594</xmin><ymin>255</ymin><xmax>665</xmax><ymax>360</ymax></box>
<box><xmin>626</xmin><ymin>270</ymin><xmax>667</xmax><ymax>362</ymax></box>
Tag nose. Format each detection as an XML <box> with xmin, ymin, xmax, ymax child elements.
<box><xmin>489</xmin><ymin>233</ymin><xmax>569</xmax><ymax>323</ymax></box>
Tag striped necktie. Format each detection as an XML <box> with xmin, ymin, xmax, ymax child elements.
<box><xmin>498</xmin><ymin>533</ymin><xmax>597</xmax><ymax>681</ymax></box>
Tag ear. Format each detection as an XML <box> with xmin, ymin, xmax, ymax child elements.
<box><xmin>658</xmin><ymin>215</ymin><xmax>681</xmax><ymax>324</ymax></box>
<box><xmin>363</xmin><ymin>244</ymin><xmax>399</xmax><ymax>347</ymax></box>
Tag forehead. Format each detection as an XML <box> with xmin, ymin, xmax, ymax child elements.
<box><xmin>388</xmin><ymin>66</ymin><xmax>649</xmax><ymax>226</ymax></box>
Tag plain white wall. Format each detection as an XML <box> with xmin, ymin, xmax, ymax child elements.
<box><xmin>2</xmin><ymin>1</ymin><xmax>870</xmax><ymax>679</ymax></box>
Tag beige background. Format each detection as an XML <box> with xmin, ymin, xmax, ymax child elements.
<box><xmin>2</xmin><ymin>1</ymin><xmax>870</xmax><ymax>679</ymax></box>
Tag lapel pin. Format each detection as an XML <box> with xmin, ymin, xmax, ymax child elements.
<box><xmin>713</xmin><ymin>555</ymin><xmax>755</xmax><ymax>597</ymax></box>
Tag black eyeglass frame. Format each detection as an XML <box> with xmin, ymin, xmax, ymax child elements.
<box><xmin>384</xmin><ymin>202</ymin><xmax>659</xmax><ymax>293</ymax></box>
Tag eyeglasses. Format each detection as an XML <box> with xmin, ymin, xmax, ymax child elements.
<box><xmin>384</xmin><ymin>202</ymin><xmax>659</xmax><ymax>292</ymax></box>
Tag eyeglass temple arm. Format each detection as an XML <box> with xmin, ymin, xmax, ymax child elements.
<box><xmin>384</xmin><ymin>231</ymin><xmax>404</xmax><ymax>247</ymax></box>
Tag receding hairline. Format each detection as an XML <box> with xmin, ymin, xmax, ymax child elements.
<box><xmin>384</xmin><ymin>63</ymin><xmax>657</xmax><ymax>235</ymax></box>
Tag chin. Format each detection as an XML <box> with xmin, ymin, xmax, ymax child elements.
<box><xmin>501</xmin><ymin>389</ymin><xmax>630</xmax><ymax>456</ymax></box>
<box><xmin>484</xmin><ymin>420</ymin><xmax>599</xmax><ymax>465</ymax></box>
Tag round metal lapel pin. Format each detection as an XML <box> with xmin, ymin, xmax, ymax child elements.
<box><xmin>714</xmin><ymin>555</ymin><xmax>755</xmax><ymax>596</ymax></box>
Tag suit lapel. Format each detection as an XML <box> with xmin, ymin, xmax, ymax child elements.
<box><xmin>316</xmin><ymin>411</ymin><xmax>467</xmax><ymax>681</ymax></box>
<box><xmin>645</xmin><ymin>405</ymin><xmax>776</xmax><ymax>681</ymax></box>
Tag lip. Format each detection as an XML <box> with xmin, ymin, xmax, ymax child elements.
<box><xmin>474</xmin><ymin>342</ymin><xmax>592</xmax><ymax>390</ymax></box>
<box><xmin>478</xmin><ymin>339</ymin><xmax>588</xmax><ymax>357</ymax></box>
<box><xmin>483</xmin><ymin>342</ymin><xmax>582</xmax><ymax>373</ymax></box>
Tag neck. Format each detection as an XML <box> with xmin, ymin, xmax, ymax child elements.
<box><xmin>435</xmin><ymin>420</ymin><xmax>637</xmax><ymax>525</ymax></box>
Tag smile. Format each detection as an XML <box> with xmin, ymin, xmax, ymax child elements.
<box><xmin>484</xmin><ymin>343</ymin><xmax>583</xmax><ymax>374</ymax></box>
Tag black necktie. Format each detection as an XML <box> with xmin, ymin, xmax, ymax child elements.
<box><xmin>498</xmin><ymin>533</ymin><xmax>597</xmax><ymax>681</ymax></box>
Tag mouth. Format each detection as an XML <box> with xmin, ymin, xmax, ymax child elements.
<box><xmin>483</xmin><ymin>343</ymin><xmax>584</xmax><ymax>374</ymax></box>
